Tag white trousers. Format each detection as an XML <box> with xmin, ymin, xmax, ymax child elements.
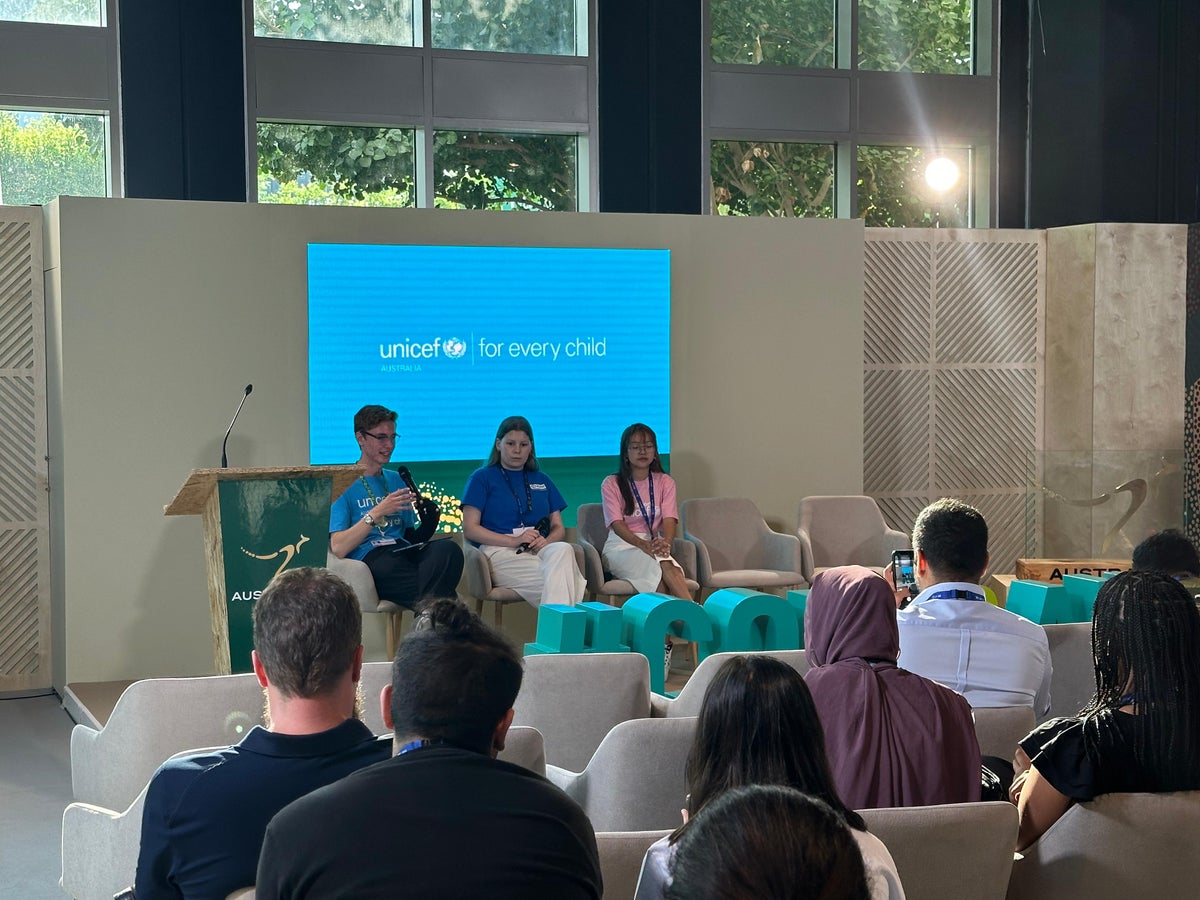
<box><xmin>482</xmin><ymin>541</ymin><xmax>585</xmax><ymax>606</ymax></box>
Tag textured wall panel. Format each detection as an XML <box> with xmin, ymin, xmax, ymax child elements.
<box><xmin>865</xmin><ymin>229</ymin><xmax>1045</xmax><ymax>572</ymax></box>
<box><xmin>0</xmin><ymin>209</ymin><xmax>49</xmax><ymax>693</ymax></box>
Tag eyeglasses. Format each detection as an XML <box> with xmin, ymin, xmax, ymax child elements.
<box><xmin>362</xmin><ymin>430</ymin><xmax>398</xmax><ymax>443</ymax></box>
<box><xmin>629</xmin><ymin>443</ymin><xmax>656</xmax><ymax>451</ymax></box>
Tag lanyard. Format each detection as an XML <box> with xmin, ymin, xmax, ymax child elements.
<box><xmin>500</xmin><ymin>467</ymin><xmax>533</xmax><ymax>525</ymax></box>
<box><xmin>395</xmin><ymin>738</ymin><xmax>447</xmax><ymax>757</ymax></box>
<box><xmin>360</xmin><ymin>474</ymin><xmax>392</xmax><ymax>535</ymax></box>
<box><xmin>630</xmin><ymin>476</ymin><xmax>656</xmax><ymax>535</ymax></box>
<box><xmin>926</xmin><ymin>588</ymin><xmax>986</xmax><ymax>602</ymax></box>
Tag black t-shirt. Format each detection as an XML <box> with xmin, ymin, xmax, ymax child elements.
<box><xmin>1020</xmin><ymin>710</ymin><xmax>1200</xmax><ymax>801</ymax></box>
<box><xmin>256</xmin><ymin>745</ymin><xmax>602</xmax><ymax>899</ymax></box>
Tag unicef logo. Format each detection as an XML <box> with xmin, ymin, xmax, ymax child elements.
<box><xmin>443</xmin><ymin>337</ymin><xmax>467</xmax><ymax>359</ymax></box>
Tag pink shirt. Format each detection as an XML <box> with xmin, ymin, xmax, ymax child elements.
<box><xmin>601</xmin><ymin>472</ymin><xmax>679</xmax><ymax>534</ymax></box>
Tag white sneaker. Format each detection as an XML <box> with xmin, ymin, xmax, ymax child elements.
<box><xmin>664</xmin><ymin>639</ymin><xmax>673</xmax><ymax>682</ymax></box>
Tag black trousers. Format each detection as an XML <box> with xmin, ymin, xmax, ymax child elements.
<box><xmin>362</xmin><ymin>540</ymin><xmax>464</xmax><ymax>610</ymax></box>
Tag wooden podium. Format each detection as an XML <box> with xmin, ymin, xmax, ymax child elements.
<box><xmin>165</xmin><ymin>465</ymin><xmax>361</xmax><ymax>674</ymax></box>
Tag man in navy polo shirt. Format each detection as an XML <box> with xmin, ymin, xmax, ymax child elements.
<box><xmin>896</xmin><ymin>498</ymin><xmax>1052</xmax><ymax>715</ymax></box>
<box><xmin>134</xmin><ymin>568</ymin><xmax>390</xmax><ymax>900</ymax></box>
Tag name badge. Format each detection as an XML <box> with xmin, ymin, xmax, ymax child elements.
<box><xmin>371</xmin><ymin>538</ymin><xmax>398</xmax><ymax>547</ymax></box>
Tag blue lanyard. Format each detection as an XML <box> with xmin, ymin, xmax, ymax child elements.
<box><xmin>500</xmin><ymin>467</ymin><xmax>533</xmax><ymax>525</ymax></box>
<box><xmin>395</xmin><ymin>738</ymin><xmax>446</xmax><ymax>757</ymax></box>
<box><xmin>630</xmin><ymin>476</ymin><xmax>656</xmax><ymax>535</ymax></box>
<box><xmin>926</xmin><ymin>588</ymin><xmax>986</xmax><ymax>602</ymax></box>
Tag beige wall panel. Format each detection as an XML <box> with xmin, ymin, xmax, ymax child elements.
<box><xmin>47</xmin><ymin>198</ymin><xmax>864</xmax><ymax>685</ymax></box>
<box><xmin>1044</xmin><ymin>225</ymin><xmax>1096</xmax><ymax>453</ymax></box>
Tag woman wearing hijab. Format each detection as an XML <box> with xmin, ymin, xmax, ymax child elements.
<box><xmin>804</xmin><ymin>565</ymin><xmax>981</xmax><ymax>809</ymax></box>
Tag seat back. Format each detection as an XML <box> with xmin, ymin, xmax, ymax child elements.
<box><xmin>861</xmin><ymin>802</ymin><xmax>1017</xmax><ymax>900</ymax></box>
<box><xmin>652</xmin><ymin>650</ymin><xmax>809</xmax><ymax>718</ymax></box>
<box><xmin>71</xmin><ymin>675</ymin><xmax>265</xmax><ymax>811</ymax></box>
<box><xmin>681</xmin><ymin>497</ymin><xmax>771</xmax><ymax>570</ymax></box>
<box><xmin>497</xmin><ymin>725</ymin><xmax>546</xmax><ymax>775</ymax></box>
<box><xmin>1007</xmin><ymin>792</ymin><xmax>1200</xmax><ymax>900</ymax></box>
<box><xmin>1043</xmin><ymin>622</ymin><xmax>1093</xmax><ymax>721</ymax></box>
<box><xmin>359</xmin><ymin>660</ymin><xmax>392</xmax><ymax>735</ymax></box>
<box><xmin>513</xmin><ymin>652</ymin><xmax>651</xmax><ymax>771</ymax></box>
<box><xmin>596</xmin><ymin>830</ymin><xmax>671</xmax><ymax>900</ymax></box>
<box><xmin>577</xmin><ymin>502</ymin><xmax>609</xmax><ymax>554</ymax></box>
<box><xmin>972</xmin><ymin>705</ymin><xmax>1035</xmax><ymax>762</ymax></box>
<box><xmin>569</xmin><ymin>717</ymin><xmax>697</xmax><ymax>831</ymax></box>
<box><xmin>798</xmin><ymin>495</ymin><xmax>899</xmax><ymax>568</ymax></box>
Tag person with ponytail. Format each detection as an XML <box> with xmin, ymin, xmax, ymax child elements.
<box><xmin>1012</xmin><ymin>570</ymin><xmax>1200</xmax><ymax>849</ymax></box>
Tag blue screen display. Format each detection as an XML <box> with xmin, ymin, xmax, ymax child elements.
<box><xmin>308</xmin><ymin>243</ymin><xmax>671</xmax><ymax>464</ymax></box>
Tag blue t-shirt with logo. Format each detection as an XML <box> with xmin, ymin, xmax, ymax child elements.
<box><xmin>330</xmin><ymin>470</ymin><xmax>419</xmax><ymax>560</ymax></box>
<box><xmin>461</xmin><ymin>465</ymin><xmax>567</xmax><ymax>546</ymax></box>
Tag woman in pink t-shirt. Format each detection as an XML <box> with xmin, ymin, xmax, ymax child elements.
<box><xmin>600</xmin><ymin>423</ymin><xmax>692</xmax><ymax>601</ymax></box>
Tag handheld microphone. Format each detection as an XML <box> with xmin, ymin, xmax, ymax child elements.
<box><xmin>396</xmin><ymin>465</ymin><xmax>422</xmax><ymax>500</ymax></box>
<box><xmin>220</xmin><ymin>384</ymin><xmax>253</xmax><ymax>468</ymax></box>
<box><xmin>516</xmin><ymin>516</ymin><xmax>552</xmax><ymax>554</ymax></box>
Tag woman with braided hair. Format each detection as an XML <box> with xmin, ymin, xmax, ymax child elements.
<box><xmin>1011</xmin><ymin>570</ymin><xmax>1200</xmax><ymax>849</ymax></box>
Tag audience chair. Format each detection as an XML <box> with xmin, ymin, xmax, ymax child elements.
<box><xmin>596</xmin><ymin>829</ymin><xmax>671</xmax><ymax>900</ymax></box>
<box><xmin>513</xmin><ymin>653</ymin><xmax>652</xmax><ymax>771</ymax></box>
<box><xmin>325</xmin><ymin>551</ymin><xmax>412</xmax><ymax>660</ymax></box>
<box><xmin>861</xmin><ymin>802</ymin><xmax>1017</xmax><ymax>900</ymax></box>
<box><xmin>359</xmin><ymin>660</ymin><xmax>392</xmax><ymax>735</ymax></box>
<box><xmin>226</xmin><ymin>890</ymin><xmax>255</xmax><ymax>900</ymax></box>
<box><xmin>680</xmin><ymin>498</ymin><xmax>806</xmax><ymax>601</ymax></box>
<box><xmin>576</xmin><ymin>502</ymin><xmax>700</xmax><ymax>605</ymax></box>
<box><xmin>546</xmin><ymin>716</ymin><xmax>697</xmax><ymax>832</ymax></box>
<box><xmin>1043</xmin><ymin>622</ymin><xmax>1093</xmax><ymax>722</ymax></box>
<box><xmin>61</xmin><ymin>745</ymin><xmax>225</xmax><ymax>900</ymax></box>
<box><xmin>972</xmin><ymin>706</ymin><xmax>1035</xmax><ymax>763</ymax></box>
<box><xmin>498</xmin><ymin>725</ymin><xmax>547</xmax><ymax>776</ymax></box>
<box><xmin>70</xmin><ymin>675</ymin><xmax>264</xmax><ymax>813</ymax></box>
<box><xmin>650</xmin><ymin>649</ymin><xmax>809</xmax><ymax>717</ymax></box>
<box><xmin>796</xmin><ymin>495</ymin><xmax>910</xmax><ymax>584</ymax></box>
<box><xmin>1007</xmin><ymin>791</ymin><xmax>1200</xmax><ymax>900</ymax></box>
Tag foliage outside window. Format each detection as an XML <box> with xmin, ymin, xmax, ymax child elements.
<box><xmin>253</xmin><ymin>0</ymin><xmax>414</xmax><ymax>47</ymax></box>
<box><xmin>857</xmin><ymin>0</ymin><xmax>972</xmax><ymax>74</ymax></box>
<box><xmin>257</xmin><ymin>123</ymin><xmax>417</xmax><ymax>207</ymax></box>
<box><xmin>432</xmin><ymin>0</ymin><xmax>578</xmax><ymax>54</ymax></box>
<box><xmin>433</xmin><ymin>131</ymin><xmax>577</xmax><ymax>211</ymax></box>
<box><xmin>857</xmin><ymin>145</ymin><xmax>970</xmax><ymax>227</ymax></box>
<box><xmin>0</xmin><ymin>111</ymin><xmax>107</xmax><ymax>205</ymax></box>
<box><xmin>0</xmin><ymin>0</ymin><xmax>101</xmax><ymax>26</ymax></box>
<box><xmin>709</xmin><ymin>0</ymin><xmax>835</xmax><ymax>67</ymax></box>
<box><xmin>711</xmin><ymin>140</ymin><xmax>835</xmax><ymax>217</ymax></box>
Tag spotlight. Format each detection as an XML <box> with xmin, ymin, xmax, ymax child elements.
<box><xmin>924</xmin><ymin>157</ymin><xmax>960</xmax><ymax>193</ymax></box>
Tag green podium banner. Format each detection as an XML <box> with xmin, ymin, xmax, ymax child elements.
<box><xmin>218</xmin><ymin>477</ymin><xmax>330</xmax><ymax>673</ymax></box>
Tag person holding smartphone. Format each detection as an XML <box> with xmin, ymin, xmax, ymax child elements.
<box><xmin>329</xmin><ymin>405</ymin><xmax>464</xmax><ymax>611</ymax></box>
<box><xmin>461</xmin><ymin>415</ymin><xmax>585</xmax><ymax>607</ymax></box>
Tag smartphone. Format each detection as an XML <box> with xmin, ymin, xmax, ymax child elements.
<box><xmin>892</xmin><ymin>549</ymin><xmax>917</xmax><ymax>598</ymax></box>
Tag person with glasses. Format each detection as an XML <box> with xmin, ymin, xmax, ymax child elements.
<box><xmin>329</xmin><ymin>404</ymin><xmax>463</xmax><ymax>614</ymax></box>
<box><xmin>601</xmin><ymin>423</ymin><xmax>692</xmax><ymax>676</ymax></box>
<box><xmin>461</xmin><ymin>415</ymin><xmax>585</xmax><ymax>607</ymax></box>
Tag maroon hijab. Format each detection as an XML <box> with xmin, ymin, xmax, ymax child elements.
<box><xmin>804</xmin><ymin>565</ymin><xmax>981</xmax><ymax>809</ymax></box>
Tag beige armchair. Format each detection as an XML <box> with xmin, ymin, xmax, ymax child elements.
<box><xmin>575</xmin><ymin>502</ymin><xmax>699</xmax><ymax>604</ymax></box>
<box><xmin>649</xmin><ymin>649</ymin><xmax>809</xmax><ymax>717</ymax></box>
<box><xmin>680</xmin><ymin>497</ymin><xmax>805</xmax><ymax>599</ymax></box>
<box><xmin>462</xmin><ymin>541</ymin><xmax>586</xmax><ymax>628</ymax></box>
<box><xmin>1044</xmin><ymin>622</ymin><xmax>1093</xmax><ymax>722</ymax></box>
<box><xmin>325</xmin><ymin>551</ymin><xmax>413</xmax><ymax>660</ymax></box>
<box><xmin>972</xmin><ymin>705</ymin><xmax>1035</xmax><ymax>762</ymax></box>
<box><xmin>796</xmin><ymin>495</ymin><xmax>909</xmax><ymax>584</ymax></box>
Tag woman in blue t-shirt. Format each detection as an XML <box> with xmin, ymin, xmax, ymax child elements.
<box><xmin>461</xmin><ymin>416</ymin><xmax>585</xmax><ymax>606</ymax></box>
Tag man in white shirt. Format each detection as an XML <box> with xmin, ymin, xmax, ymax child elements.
<box><xmin>896</xmin><ymin>498</ymin><xmax>1052</xmax><ymax>715</ymax></box>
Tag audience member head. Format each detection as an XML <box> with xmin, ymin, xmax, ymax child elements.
<box><xmin>667</xmin><ymin>785</ymin><xmax>870</xmax><ymax>900</ymax></box>
<box><xmin>912</xmin><ymin>498</ymin><xmax>989</xmax><ymax>585</ymax></box>
<box><xmin>683</xmin><ymin>655</ymin><xmax>864</xmax><ymax>834</ymax></box>
<box><xmin>353</xmin><ymin>404</ymin><xmax>398</xmax><ymax>436</ymax></box>
<box><xmin>252</xmin><ymin>567</ymin><xmax>362</xmax><ymax>699</ymax></box>
<box><xmin>486</xmin><ymin>415</ymin><xmax>538</xmax><ymax>471</ymax></box>
<box><xmin>387</xmin><ymin>598</ymin><xmax>523</xmax><ymax>755</ymax></box>
<box><xmin>1131</xmin><ymin>529</ymin><xmax>1200</xmax><ymax>578</ymax></box>
<box><xmin>806</xmin><ymin>566</ymin><xmax>899</xmax><ymax>668</ymax></box>
<box><xmin>1086</xmin><ymin>570</ymin><xmax>1200</xmax><ymax>782</ymax></box>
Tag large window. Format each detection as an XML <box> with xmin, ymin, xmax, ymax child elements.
<box><xmin>433</xmin><ymin>131</ymin><xmax>577</xmax><ymax>211</ymax></box>
<box><xmin>0</xmin><ymin>0</ymin><xmax>103</xmax><ymax>26</ymax></box>
<box><xmin>857</xmin><ymin>145</ymin><xmax>971</xmax><ymax>227</ymax></box>
<box><xmin>858</xmin><ymin>0</ymin><xmax>973</xmax><ymax>74</ymax></box>
<box><xmin>253</xmin><ymin>0</ymin><xmax>415</xmax><ymax>47</ymax></box>
<box><xmin>709</xmin><ymin>0</ymin><xmax>836</xmax><ymax>68</ymax></box>
<box><xmin>0</xmin><ymin>111</ymin><xmax>108</xmax><ymax>205</ymax></box>
<box><xmin>710</xmin><ymin>140</ymin><xmax>834</xmax><ymax>217</ymax></box>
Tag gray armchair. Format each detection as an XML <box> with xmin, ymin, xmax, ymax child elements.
<box><xmin>796</xmin><ymin>495</ymin><xmax>909</xmax><ymax>585</ymax></box>
<box><xmin>325</xmin><ymin>551</ymin><xmax>412</xmax><ymax>660</ymax></box>
<box><xmin>680</xmin><ymin>497</ymin><xmax>805</xmax><ymax>599</ymax></box>
<box><xmin>462</xmin><ymin>542</ymin><xmax>586</xmax><ymax>628</ymax></box>
<box><xmin>575</xmin><ymin>502</ymin><xmax>699</xmax><ymax>604</ymax></box>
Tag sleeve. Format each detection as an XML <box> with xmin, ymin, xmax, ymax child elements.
<box><xmin>462</xmin><ymin>468</ymin><xmax>489</xmax><ymax>511</ymax></box>
<box><xmin>1034</xmin><ymin>639</ymin><xmax>1053</xmax><ymax>718</ymax></box>
<box><xmin>1018</xmin><ymin>716</ymin><xmax>1097</xmax><ymax>801</ymax></box>
<box><xmin>134</xmin><ymin>771</ymin><xmax>184</xmax><ymax>900</ymax></box>
<box><xmin>633</xmin><ymin>837</ymin><xmax>673</xmax><ymax>900</ymax></box>
<box><xmin>657</xmin><ymin>473</ymin><xmax>679</xmax><ymax>525</ymax></box>
<box><xmin>329</xmin><ymin>487</ymin><xmax>355</xmax><ymax>533</ymax></box>
<box><xmin>600</xmin><ymin>476</ymin><xmax>624</xmax><ymax>528</ymax></box>
<box><xmin>544</xmin><ymin>473</ymin><xmax>568</xmax><ymax>515</ymax></box>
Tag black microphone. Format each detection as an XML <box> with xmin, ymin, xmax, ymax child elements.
<box><xmin>395</xmin><ymin>465</ymin><xmax>422</xmax><ymax>500</ymax></box>
<box><xmin>516</xmin><ymin>516</ymin><xmax>552</xmax><ymax>554</ymax></box>
<box><xmin>220</xmin><ymin>384</ymin><xmax>253</xmax><ymax>468</ymax></box>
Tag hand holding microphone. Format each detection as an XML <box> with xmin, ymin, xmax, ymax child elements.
<box><xmin>516</xmin><ymin>517</ymin><xmax>552</xmax><ymax>554</ymax></box>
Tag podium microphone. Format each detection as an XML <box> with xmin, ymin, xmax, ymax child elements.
<box><xmin>220</xmin><ymin>384</ymin><xmax>253</xmax><ymax>469</ymax></box>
